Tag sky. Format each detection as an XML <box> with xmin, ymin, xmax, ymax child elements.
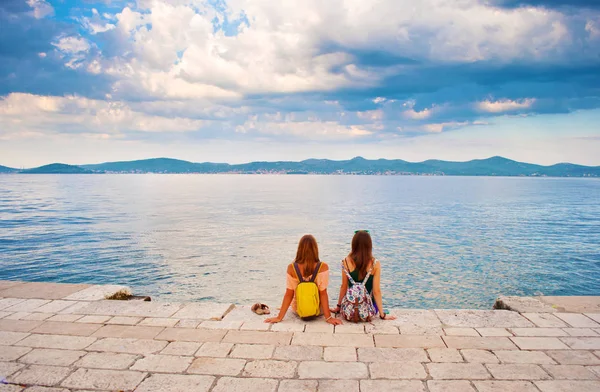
<box><xmin>1</xmin><ymin>0</ymin><xmax>600</xmax><ymax>168</ymax></box>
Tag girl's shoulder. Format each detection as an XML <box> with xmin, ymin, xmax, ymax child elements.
<box><xmin>318</xmin><ymin>262</ymin><xmax>329</xmax><ymax>272</ymax></box>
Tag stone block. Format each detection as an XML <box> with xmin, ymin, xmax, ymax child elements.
<box><xmin>8</xmin><ymin>365</ymin><xmax>72</xmax><ymax>386</ymax></box>
<box><xmin>154</xmin><ymin>327</ymin><xmax>226</xmax><ymax>342</ymax></box>
<box><xmin>188</xmin><ymin>357</ymin><xmax>246</xmax><ymax>376</ymax></box>
<box><xmin>443</xmin><ymin>336</ymin><xmax>517</xmax><ymax>350</ymax></box>
<box><xmin>460</xmin><ymin>349</ymin><xmax>499</xmax><ymax>364</ymax></box>
<box><xmin>399</xmin><ymin>326</ymin><xmax>444</xmax><ymax>335</ymax></box>
<box><xmin>0</xmin><ymin>319</ymin><xmax>43</xmax><ymax>332</ymax></box>
<box><xmin>523</xmin><ymin>313</ymin><xmax>569</xmax><ymax>328</ymax></box>
<box><xmin>493</xmin><ymin>350</ymin><xmax>556</xmax><ymax>364</ymax></box>
<box><xmin>223</xmin><ymin>330</ymin><xmax>292</xmax><ymax>346</ymax></box>
<box><xmin>106</xmin><ymin>316</ymin><xmax>142</xmax><ymax>325</ymax></box>
<box><xmin>171</xmin><ymin>303</ymin><xmax>234</xmax><ymax>320</ymax></box>
<box><xmin>555</xmin><ymin>314</ymin><xmax>600</xmax><ymax>328</ymax></box>
<box><xmin>0</xmin><ymin>345</ymin><xmax>31</xmax><ymax>361</ymax></box>
<box><xmin>32</xmin><ymin>322</ymin><xmax>101</xmax><ymax>337</ymax></box>
<box><xmin>334</xmin><ymin>324</ymin><xmax>365</xmax><ymax>334</ymax></box>
<box><xmin>16</xmin><ymin>334</ymin><xmax>95</xmax><ymax>350</ymax></box>
<box><xmin>0</xmin><ymin>361</ymin><xmax>25</xmax><ymax>377</ymax></box>
<box><xmin>86</xmin><ymin>337</ymin><xmax>166</xmax><ymax>354</ymax></box>
<box><xmin>19</xmin><ymin>348</ymin><xmax>86</xmax><ymax>366</ymax></box>
<box><xmin>0</xmin><ymin>385</ymin><xmax>23</xmax><ymax>392</ymax></box>
<box><xmin>264</xmin><ymin>322</ymin><xmax>304</xmax><ymax>333</ymax></box>
<box><xmin>375</xmin><ymin>335</ymin><xmax>445</xmax><ymax>349</ymax></box>
<box><xmin>293</xmin><ymin>332</ymin><xmax>373</xmax><ymax>348</ymax></box>
<box><xmin>364</xmin><ymin>323</ymin><xmax>399</xmax><ymax>335</ymax></box>
<box><xmin>494</xmin><ymin>296</ymin><xmax>557</xmax><ymax>313</ymax></box>
<box><xmin>560</xmin><ymin>337</ymin><xmax>600</xmax><ymax>350</ymax></box>
<box><xmin>427</xmin><ymin>380</ymin><xmax>477</xmax><ymax>392</ymax></box>
<box><xmin>198</xmin><ymin>320</ymin><xmax>243</xmax><ymax>330</ymax></box>
<box><xmin>46</xmin><ymin>315</ymin><xmax>82</xmax><ymax>323</ymax></box>
<box><xmin>428</xmin><ymin>348</ymin><xmax>463</xmax><ymax>363</ymax></box>
<box><xmin>358</xmin><ymin>347</ymin><xmax>428</xmax><ymax>362</ymax></box>
<box><xmin>242</xmin><ymin>359</ymin><xmax>297</xmax><ymax>378</ymax></box>
<box><xmin>542</xmin><ymin>365</ymin><xmax>598</xmax><ymax>379</ymax></box>
<box><xmin>278</xmin><ymin>380</ymin><xmax>318</xmax><ymax>392</ymax></box>
<box><xmin>22</xmin><ymin>313</ymin><xmax>54</xmax><ymax>321</ymax></box>
<box><xmin>473</xmin><ymin>381</ymin><xmax>539</xmax><ymax>392</ymax></box>
<box><xmin>64</xmin><ymin>300</ymin><xmax>181</xmax><ymax>318</ymax></box>
<box><xmin>0</xmin><ymin>311</ymin><xmax>11</xmax><ymax>319</ymax></box>
<box><xmin>323</xmin><ymin>346</ymin><xmax>356</xmax><ymax>362</ymax></box>
<box><xmin>211</xmin><ymin>377</ymin><xmax>277</xmax><ymax>392</ymax></box>
<box><xmin>435</xmin><ymin>310</ymin><xmax>533</xmax><ymax>328</ymax></box>
<box><xmin>298</xmin><ymin>361</ymin><xmax>368</xmax><ymax>379</ymax></box>
<box><xmin>369</xmin><ymin>361</ymin><xmax>427</xmax><ymax>379</ymax></box>
<box><xmin>0</xmin><ymin>331</ymin><xmax>29</xmax><ymax>345</ymax></box>
<box><xmin>76</xmin><ymin>315</ymin><xmax>111</xmax><ymax>324</ymax></box>
<box><xmin>4</xmin><ymin>300</ymin><xmax>51</xmax><ymax>313</ymax></box>
<box><xmin>74</xmin><ymin>352</ymin><xmax>138</xmax><ymax>369</ymax></box>
<box><xmin>546</xmin><ymin>350</ymin><xmax>600</xmax><ymax>365</ymax></box>
<box><xmin>426</xmin><ymin>363</ymin><xmax>491</xmax><ymax>379</ymax></box>
<box><xmin>230</xmin><ymin>344</ymin><xmax>274</xmax><ymax>359</ymax></box>
<box><xmin>510</xmin><ymin>328</ymin><xmax>568</xmax><ymax>337</ymax></box>
<box><xmin>60</xmin><ymin>368</ymin><xmax>146</xmax><ymax>390</ymax></box>
<box><xmin>535</xmin><ymin>380</ymin><xmax>600</xmax><ymax>392</ymax></box>
<box><xmin>32</xmin><ymin>301</ymin><xmax>78</xmax><ymax>314</ymax></box>
<box><xmin>0</xmin><ymin>298</ymin><xmax>26</xmax><ymax>311</ymax></box>
<box><xmin>135</xmin><ymin>373</ymin><xmax>215</xmax><ymax>392</ymax></box>
<box><xmin>563</xmin><ymin>328</ymin><xmax>598</xmax><ymax>337</ymax></box>
<box><xmin>486</xmin><ymin>364</ymin><xmax>551</xmax><ymax>380</ymax></box>
<box><xmin>273</xmin><ymin>345</ymin><xmax>323</xmax><ymax>361</ymax></box>
<box><xmin>510</xmin><ymin>337</ymin><xmax>570</xmax><ymax>350</ymax></box>
<box><xmin>360</xmin><ymin>380</ymin><xmax>425</xmax><ymax>392</ymax></box>
<box><xmin>92</xmin><ymin>325</ymin><xmax>163</xmax><ymax>339</ymax></box>
<box><xmin>0</xmin><ymin>283</ymin><xmax>89</xmax><ymax>300</ymax></box>
<box><xmin>0</xmin><ymin>281</ymin><xmax>24</xmax><ymax>291</ymax></box>
<box><xmin>444</xmin><ymin>328</ymin><xmax>479</xmax><ymax>337</ymax></box>
<box><xmin>160</xmin><ymin>341</ymin><xmax>201</xmax><ymax>356</ymax></box>
<box><xmin>589</xmin><ymin>366</ymin><xmax>600</xmax><ymax>377</ymax></box>
<box><xmin>304</xmin><ymin>323</ymin><xmax>334</xmax><ymax>333</ymax></box>
<box><xmin>4</xmin><ymin>312</ymin><xmax>31</xmax><ymax>320</ymax></box>
<box><xmin>175</xmin><ymin>319</ymin><xmax>201</xmax><ymax>328</ymax></box>
<box><xmin>476</xmin><ymin>328</ymin><xmax>512</xmax><ymax>337</ymax></box>
<box><xmin>195</xmin><ymin>342</ymin><xmax>233</xmax><ymax>357</ymax></box>
<box><xmin>585</xmin><ymin>314</ymin><xmax>600</xmax><ymax>323</ymax></box>
<box><xmin>390</xmin><ymin>310</ymin><xmax>442</xmax><ymax>327</ymax></box>
<box><xmin>17</xmin><ymin>387</ymin><xmax>69</xmax><ymax>392</ymax></box>
<box><xmin>319</xmin><ymin>380</ymin><xmax>360</xmax><ymax>392</ymax></box>
<box><xmin>239</xmin><ymin>321</ymin><xmax>271</xmax><ymax>331</ymax></box>
<box><xmin>130</xmin><ymin>354</ymin><xmax>193</xmax><ymax>373</ymax></box>
<box><xmin>63</xmin><ymin>285</ymin><xmax>131</xmax><ymax>301</ymax></box>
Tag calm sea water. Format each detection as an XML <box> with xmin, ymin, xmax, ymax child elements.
<box><xmin>1</xmin><ymin>174</ymin><xmax>599</xmax><ymax>309</ymax></box>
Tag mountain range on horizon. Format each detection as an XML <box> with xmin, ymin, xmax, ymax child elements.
<box><xmin>1</xmin><ymin>156</ymin><xmax>599</xmax><ymax>177</ymax></box>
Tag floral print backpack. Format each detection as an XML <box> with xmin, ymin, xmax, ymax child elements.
<box><xmin>340</xmin><ymin>259</ymin><xmax>377</xmax><ymax>322</ymax></box>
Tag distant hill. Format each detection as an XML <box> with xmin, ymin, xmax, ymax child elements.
<box><xmin>0</xmin><ymin>165</ymin><xmax>18</xmax><ymax>173</ymax></box>
<box><xmin>3</xmin><ymin>157</ymin><xmax>600</xmax><ymax>177</ymax></box>
<box><xmin>21</xmin><ymin>163</ymin><xmax>93</xmax><ymax>174</ymax></box>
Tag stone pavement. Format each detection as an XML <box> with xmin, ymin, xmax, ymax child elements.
<box><xmin>1</xmin><ymin>281</ymin><xmax>600</xmax><ymax>392</ymax></box>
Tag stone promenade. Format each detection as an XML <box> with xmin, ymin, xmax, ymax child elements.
<box><xmin>1</xmin><ymin>280</ymin><xmax>600</xmax><ymax>392</ymax></box>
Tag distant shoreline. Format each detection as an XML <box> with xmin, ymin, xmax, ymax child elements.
<box><xmin>1</xmin><ymin>156</ymin><xmax>599</xmax><ymax>177</ymax></box>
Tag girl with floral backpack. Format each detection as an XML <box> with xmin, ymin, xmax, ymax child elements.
<box><xmin>331</xmin><ymin>230</ymin><xmax>397</xmax><ymax>322</ymax></box>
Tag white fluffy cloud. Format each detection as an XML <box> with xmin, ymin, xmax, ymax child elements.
<box><xmin>0</xmin><ymin>93</ymin><xmax>206</xmax><ymax>140</ymax></box>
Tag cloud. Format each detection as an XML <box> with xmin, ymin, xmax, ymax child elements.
<box><xmin>26</xmin><ymin>0</ymin><xmax>54</xmax><ymax>19</ymax></box>
<box><xmin>477</xmin><ymin>98</ymin><xmax>536</xmax><ymax>113</ymax></box>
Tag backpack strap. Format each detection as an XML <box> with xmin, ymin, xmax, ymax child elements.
<box><xmin>361</xmin><ymin>259</ymin><xmax>378</xmax><ymax>284</ymax></box>
<box><xmin>308</xmin><ymin>262</ymin><xmax>322</xmax><ymax>283</ymax></box>
<box><xmin>341</xmin><ymin>258</ymin><xmax>357</xmax><ymax>285</ymax></box>
<box><xmin>293</xmin><ymin>263</ymin><xmax>304</xmax><ymax>283</ymax></box>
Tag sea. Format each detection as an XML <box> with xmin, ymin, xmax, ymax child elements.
<box><xmin>1</xmin><ymin>174</ymin><xmax>599</xmax><ymax>309</ymax></box>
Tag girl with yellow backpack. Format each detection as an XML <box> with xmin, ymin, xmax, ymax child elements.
<box><xmin>265</xmin><ymin>234</ymin><xmax>342</xmax><ymax>325</ymax></box>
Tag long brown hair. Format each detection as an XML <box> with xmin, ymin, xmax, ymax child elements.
<box><xmin>351</xmin><ymin>231</ymin><xmax>373</xmax><ymax>280</ymax></box>
<box><xmin>294</xmin><ymin>234</ymin><xmax>320</xmax><ymax>277</ymax></box>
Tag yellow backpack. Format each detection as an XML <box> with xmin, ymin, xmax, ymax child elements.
<box><xmin>293</xmin><ymin>262</ymin><xmax>322</xmax><ymax>320</ymax></box>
